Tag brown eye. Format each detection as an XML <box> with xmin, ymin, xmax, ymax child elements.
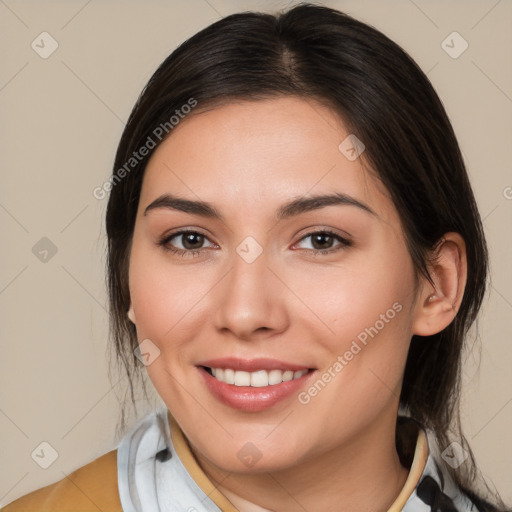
<box><xmin>180</xmin><ymin>232</ymin><xmax>205</xmax><ymax>250</ymax></box>
<box><xmin>310</xmin><ymin>233</ymin><xmax>335</xmax><ymax>250</ymax></box>
<box><xmin>157</xmin><ymin>229</ymin><xmax>216</xmax><ymax>257</ymax></box>
<box><xmin>295</xmin><ymin>230</ymin><xmax>352</xmax><ymax>254</ymax></box>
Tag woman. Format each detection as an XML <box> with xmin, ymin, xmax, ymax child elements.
<box><xmin>2</xmin><ymin>3</ymin><xmax>508</xmax><ymax>511</ymax></box>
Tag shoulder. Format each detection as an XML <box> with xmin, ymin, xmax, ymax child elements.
<box><xmin>1</xmin><ymin>449</ymin><xmax>122</xmax><ymax>512</ymax></box>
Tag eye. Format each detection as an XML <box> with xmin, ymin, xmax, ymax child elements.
<box><xmin>294</xmin><ymin>230</ymin><xmax>352</xmax><ymax>255</ymax></box>
<box><xmin>157</xmin><ymin>229</ymin><xmax>216</xmax><ymax>257</ymax></box>
<box><xmin>157</xmin><ymin>228</ymin><xmax>352</xmax><ymax>258</ymax></box>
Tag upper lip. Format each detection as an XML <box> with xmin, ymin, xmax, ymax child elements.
<box><xmin>197</xmin><ymin>357</ymin><xmax>312</xmax><ymax>372</ymax></box>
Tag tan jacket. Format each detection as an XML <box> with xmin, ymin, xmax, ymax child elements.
<box><xmin>1</xmin><ymin>450</ymin><xmax>122</xmax><ymax>512</ymax></box>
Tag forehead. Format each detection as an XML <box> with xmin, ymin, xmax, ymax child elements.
<box><xmin>138</xmin><ymin>97</ymin><xmax>393</xmax><ymax>221</ymax></box>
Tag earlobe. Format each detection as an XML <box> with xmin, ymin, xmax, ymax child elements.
<box><xmin>412</xmin><ymin>233</ymin><xmax>467</xmax><ymax>336</ymax></box>
<box><xmin>127</xmin><ymin>304</ymin><xmax>136</xmax><ymax>324</ymax></box>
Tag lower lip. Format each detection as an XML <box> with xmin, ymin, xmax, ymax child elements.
<box><xmin>198</xmin><ymin>367</ymin><xmax>314</xmax><ymax>412</ymax></box>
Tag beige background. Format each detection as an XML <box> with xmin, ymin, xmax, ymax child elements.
<box><xmin>1</xmin><ymin>0</ymin><xmax>511</xmax><ymax>506</ymax></box>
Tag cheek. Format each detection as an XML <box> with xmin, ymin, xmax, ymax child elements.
<box><xmin>291</xmin><ymin>245</ymin><xmax>415</xmax><ymax>408</ymax></box>
<box><xmin>291</xmin><ymin>245</ymin><xmax>415</xmax><ymax>348</ymax></box>
<box><xmin>128</xmin><ymin>239</ymin><xmax>212</xmax><ymax>346</ymax></box>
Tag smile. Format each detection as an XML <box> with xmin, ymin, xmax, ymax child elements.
<box><xmin>197</xmin><ymin>360</ymin><xmax>315</xmax><ymax>412</ymax></box>
<box><xmin>206</xmin><ymin>367</ymin><xmax>309</xmax><ymax>387</ymax></box>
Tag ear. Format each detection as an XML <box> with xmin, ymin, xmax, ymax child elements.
<box><xmin>412</xmin><ymin>232</ymin><xmax>467</xmax><ymax>336</ymax></box>
<box><xmin>127</xmin><ymin>303</ymin><xmax>136</xmax><ymax>324</ymax></box>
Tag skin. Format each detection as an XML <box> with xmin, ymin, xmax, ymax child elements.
<box><xmin>127</xmin><ymin>96</ymin><xmax>467</xmax><ymax>512</ymax></box>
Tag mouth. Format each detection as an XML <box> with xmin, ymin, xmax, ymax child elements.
<box><xmin>196</xmin><ymin>358</ymin><xmax>316</xmax><ymax>412</ymax></box>
<box><xmin>202</xmin><ymin>366</ymin><xmax>310</xmax><ymax>387</ymax></box>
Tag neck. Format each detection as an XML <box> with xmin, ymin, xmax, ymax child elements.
<box><xmin>192</xmin><ymin>414</ymin><xmax>410</xmax><ymax>512</ymax></box>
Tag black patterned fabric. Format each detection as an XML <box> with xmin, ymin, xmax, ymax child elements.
<box><xmin>401</xmin><ymin>437</ymin><xmax>480</xmax><ymax>511</ymax></box>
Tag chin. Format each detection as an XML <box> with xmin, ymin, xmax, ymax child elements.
<box><xmin>197</xmin><ymin>434</ymin><xmax>307</xmax><ymax>474</ymax></box>
<box><xmin>212</xmin><ymin>451</ymin><xmax>303</xmax><ymax>474</ymax></box>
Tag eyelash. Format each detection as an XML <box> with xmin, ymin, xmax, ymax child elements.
<box><xmin>157</xmin><ymin>228</ymin><xmax>352</xmax><ymax>258</ymax></box>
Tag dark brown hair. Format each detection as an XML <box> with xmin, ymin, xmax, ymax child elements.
<box><xmin>105</xmin><ymin>3</ymin><xmax>505</xmax><ymax>508</ymax></box>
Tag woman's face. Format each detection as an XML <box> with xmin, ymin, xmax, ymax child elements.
<box><xmin>128</xmin><ymin>96</ymin><xmax>424</xmax><ymax>473</ymax></box>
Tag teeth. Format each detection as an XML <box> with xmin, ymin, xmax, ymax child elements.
<box><xmin>234</xmin><ymin>371</ymin><xmax>251</xmax><ymax>386</ymax></box>
<box><xmin>209</xmin><ymin>368</ymin><xmax>308</xmax><ymax>387</ymax></box>
<box><xmin>223</xmin><ymin>368</ymin><xmax>235</xmax><ymax>384</ymax></box>
<box><xmin>283</xmin><ymin>370</ymin><xmax>294</xmax><ymax>382</ymax></box>
<box><xmin>251</xmin><ymin>370</ymin><xmax>269</xmax><ymax>387</ymax></box>
<box><xmin>268</xmin><ymin>369</ymin><xmax>282</xmax><ymax>386</ymax></box>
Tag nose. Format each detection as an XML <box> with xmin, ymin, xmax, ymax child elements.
<box><xmin>211</xmin><ymin>245</ymin><xmax>290</xmax><ymax>341</ymax></box>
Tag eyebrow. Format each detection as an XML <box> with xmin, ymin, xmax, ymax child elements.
<box><xmin>144</xmin><ymin>192</ymin><xmax>377</xmax><ymax>220</ymax></box>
